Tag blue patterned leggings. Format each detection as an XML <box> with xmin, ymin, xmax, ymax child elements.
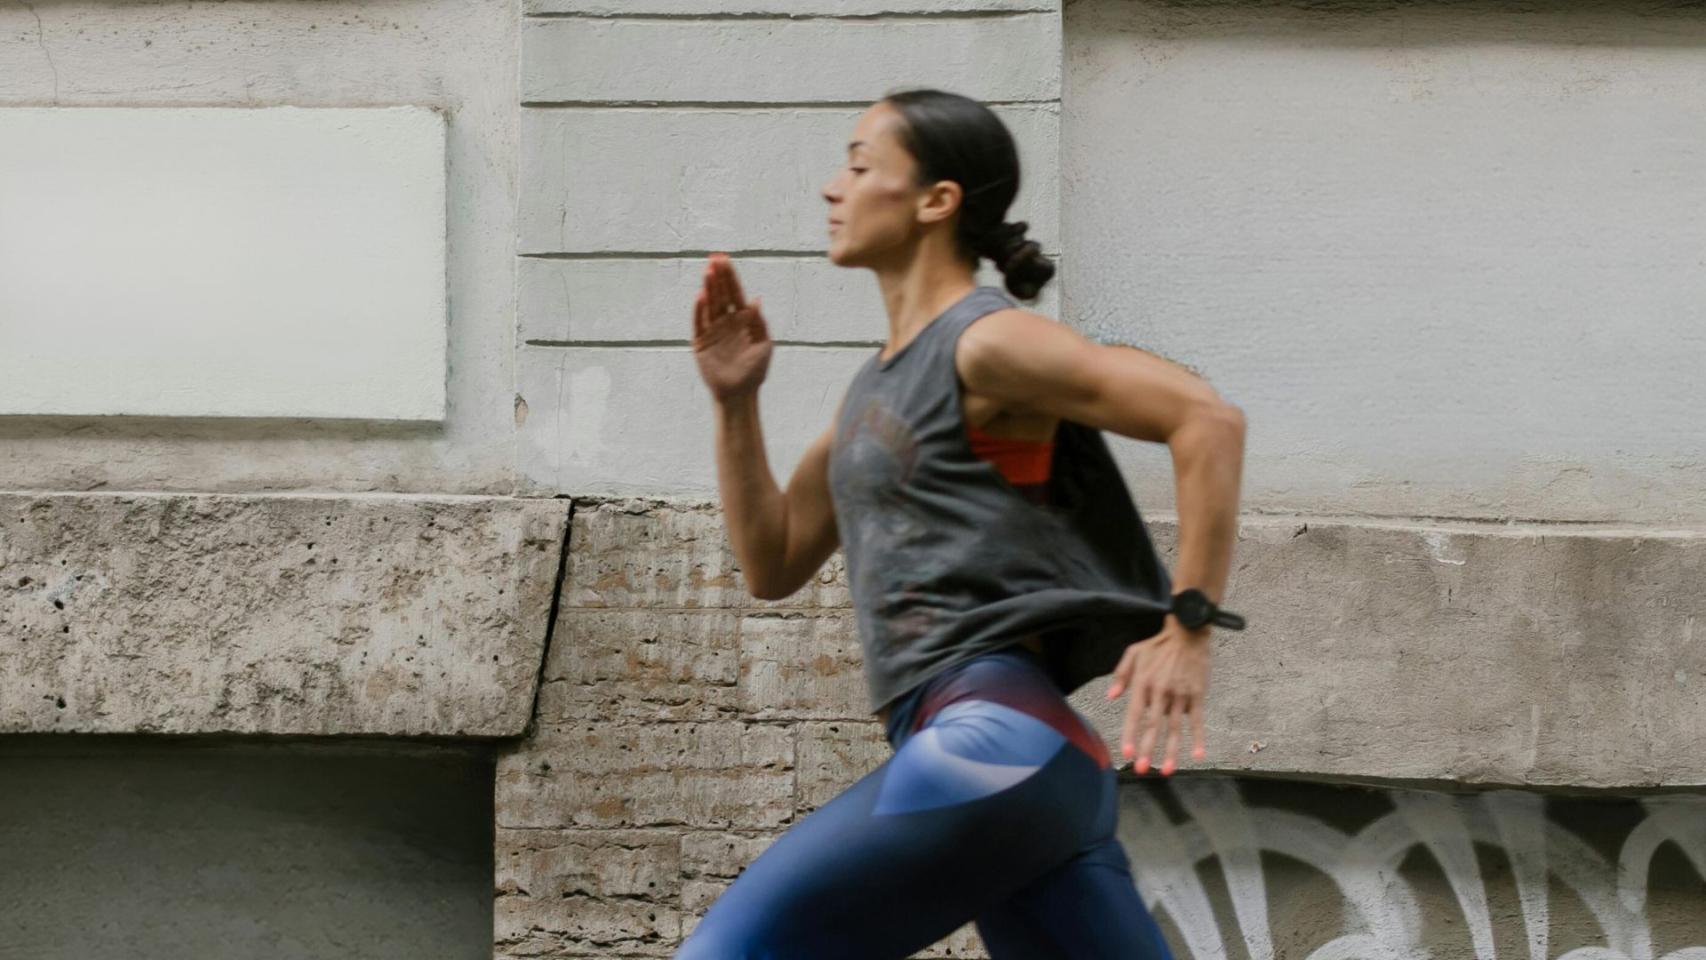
<box><xmin>674</xmin><ymin>644</ymin><xmax>1173</xmax><ymax>960</ymax></box>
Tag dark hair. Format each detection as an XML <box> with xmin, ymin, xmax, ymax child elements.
<box><xmin>879</xmin><ymin>88</ymin><xmax>1055</xmax><ymax>302</ymax></box>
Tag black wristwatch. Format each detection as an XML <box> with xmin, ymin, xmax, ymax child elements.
<box><xmin>1169</xmin><ymin>588</ymin><xmax>1246</xmax><ymax>631</ymax></box>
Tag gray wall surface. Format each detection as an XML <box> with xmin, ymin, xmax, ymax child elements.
<box><xmin>0</xmin><ymin>739</ymin><xmax>494</xmax><ymax>960</ymax></box>
<box><xmin>0</xmin><ymin>0</ymin><xmax>519</xmax><ymax>495</ymax></box>
<box><xmin>1064</xmin><ymin>0</ymin><xmax>1706</xmax><ymax>524</ymax></box>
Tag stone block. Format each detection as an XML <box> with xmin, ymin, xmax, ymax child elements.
<box><xmin>1073</xmin><ymin>517</ymin><xmax>1706</xmax><ymax>789</ymax></box>
<box><xmin>0</xmin><ymin>493</ymin><xmax>566</xmax><ymax>736</ymax></box>
<box><xmin>522</xmin><ymin>16</ymin><xmax>1060</xmax><ymax>104</ymax></box>
<box><xmin>795</xmin><ymin>719</ymin><xmax>890</xmax><ymax>813</ymax></box>
<box><xmin>519</xmin><ymin>347</ymin><xmax>869</xmax><ymax>500</ymax></box>
<box><xmin>519</xmin><ymin>106</ymin><xmax>1058</xmax><ymax>254</ymax></box>
<box><xmin>496</xmin><ymin>828</ymin><xmax>681</xmax><ymax>902</ymax></box>
<box><xmin>536</xmin><ymin>609</ymin><xmax>742</xmax><ymax>722</ymax></box>
<box><xmin>518</xmin><ymin>255</ymin><xmax>1060</xmax><ymax>345</ymax></box>
<box><xmin>495</xmin><ymin>893</ymin><xmax>682</xmax><ymax>956</ymax></box>
<box><xmin>498</xmin><ymin>722</ymin><xmax>795</xmax><ymax>828</ymax></box>
<box><xmin>738</xmin><ymin>612</ymin><xmax>868</xmax><ymax>720</ymax></box>
<box><xmin>680</xmin><ymin>830</ymin><xmax>776</xmax><ymax>879</ymax></box>
<box><xmin>556</xmin><ymin>497</ymin><xmax>848</xmax><ymax>607</ymax></box>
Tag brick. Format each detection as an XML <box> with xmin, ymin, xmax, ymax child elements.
<box><xmin>680</xmin><ymin>830</ymin><xmax>776</xmax><ymax>879</ymax></box>
<box><xmin>537</xmin><ymin>609</ymin><xmax>741</xmax><ymax>722</ymax></box>
<box><xmin>795</xmin><ymin>719</ymin><xmax>890</xmax><ymax>813</ymax></box>
<box><xmin>495</xmin><ymin>894</ymin><xmax>682</xmax><ymax>955</ymax></box>
<box><xmin>738</xmin><ymin>612</ymin><xmax>868</xmax><ymax>720</ymax></box>
<box><xmin>558</xmin><ymin>499</ymin><xmax>745</xmax><ymax>607</ymax></box>
<box><xmin>498</xmin><ymin>722</ymin><xmax>795</xmax><ymax>829</ymax></box>
<box><xmin>496</xmin><ymin>828</ymin><xmax>682</xmax><ymax>902</ymax></box>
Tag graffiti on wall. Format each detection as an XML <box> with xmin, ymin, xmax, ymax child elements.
<box><xmin>1120</xmin><ymin>778</ymin><xmax>1706</xmax><ymax>960</ymax></box>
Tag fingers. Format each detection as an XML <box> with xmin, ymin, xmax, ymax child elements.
<box><xmin>1133</xmin><ymin>690</ymin><xmax>1168</xmax><ymax>775</ymax></box>
<box><xmin>1189</xmin><ymin>697</ymin><xmax>1207</xmax><ymax>762</ymax></box>
<box><xmin>1119</xmin><ymin>680</ymin><xmax>1145</xmax><ymax>768</ymax></box>
<box><xmin>703</xmin><ymin>256</ymin><xmax>728</xmax><ymax>321</ymax></box>
<box><xmin>1106</xmin><ymin>643</ymin><xmax>1140</xmax><ymax>701</ymax></box>
<box><xmin>710</xmin><ymin>253</ymin><xmax>745</xmax><ymax>316</ymax></box>
<box><xmin>693</xmin><ymin>289</ymin><xmax>709</xmax><ymax>340</ymax></box>
<box><xmin>721</xmin><ymin>254</ymin><xmax>748</xmax><ymax>307</ymax></box>
<box><xmin>1160</xmin><ymin>698</ymin><xmax>1184</xmax><ymax>776</ymax></box>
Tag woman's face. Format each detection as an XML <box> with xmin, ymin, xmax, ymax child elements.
<box><xmin>822</xmin><ymin>102</ymin><xmax>938</xmax><ymax>269</ymax></box>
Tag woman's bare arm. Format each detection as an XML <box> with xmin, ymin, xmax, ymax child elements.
<box><xmin>696</xmin><ymin>253</ymin><xmax>841</xmax><ymax>601</ymax></box>
<box><xmin>957</xmin><ymin>308</ymin><xmax>1247</xmax><ymax>774</ymax></box>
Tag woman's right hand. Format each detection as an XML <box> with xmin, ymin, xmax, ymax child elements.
<box><xmin>693</xmin><ymin>253</ymin><xmax>772</xmax><ymax>402</ymax></box>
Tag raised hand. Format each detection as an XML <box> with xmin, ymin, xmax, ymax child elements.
<box><xmin>692</xmin><ymin>253</ymin><xmax>772</xmax><ymax>402</ymax></box>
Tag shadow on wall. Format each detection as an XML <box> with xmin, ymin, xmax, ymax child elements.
<box><xmin>0</xmin><ymin>737</ymin><xmax>495</xmax><ymax>960</ymax></box>
<box><xmin>1124</xmin><ymin>775</ymin><xmax>1706</xmax><ymax>959</ymax></box>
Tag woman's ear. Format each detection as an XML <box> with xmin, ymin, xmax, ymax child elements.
<box><xmin>916</xmin><ymin>179</ymin><xmax>963</xmax><ymax>227</ymax></box>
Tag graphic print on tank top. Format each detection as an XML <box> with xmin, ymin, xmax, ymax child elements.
<box><xmin>835</xmin><ymin>391</ymin><xmax>954</xmax><ymax>653</ymax></box>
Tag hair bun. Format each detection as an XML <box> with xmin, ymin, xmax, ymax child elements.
<box><xmin>981</xmin><ymin>220</ymin><xmax>1053</xmax><ymax>302</ymax></box>
<box><xmin>989</xmin><ymin>221</ymin><xmax>1030</xmax><ymax>272</ymax></box>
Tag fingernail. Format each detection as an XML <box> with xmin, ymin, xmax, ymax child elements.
<box><xmin>1161</xmin><ymin>761</ymin><xmax>1175</xmax><ymax>776</ymax></box>
<box><xmin>1134</xmin><ymin>758</ymin><xmax>1149</xmax><ymax>774</ymax></box>
<box><xmin>1120</xmin><ymin>743</ymin><xmax>1133</xmax><ymax>759</ymax></box>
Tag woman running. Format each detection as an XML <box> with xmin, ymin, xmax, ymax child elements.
<box><xmin>682</xmin><ymin>88</ymin><xmax>1247</xmax><ymax>959</ymax></box>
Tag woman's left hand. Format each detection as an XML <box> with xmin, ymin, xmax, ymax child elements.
<box><xmin>1106</xmin><ymin>618</ymin><xmax>1212</xmax><ymax>775</ymax></box>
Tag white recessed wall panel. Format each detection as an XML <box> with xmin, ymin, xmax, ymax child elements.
<box><xmin>0</xmin><ymin>107</ymin><xmax>446</xmax><ymax>420</ymax></box>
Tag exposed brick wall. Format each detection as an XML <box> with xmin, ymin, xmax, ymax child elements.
<box><xmin>494</xmin><ymin>498</ymin><xmax>987</xmax><ymax>958</ymax></box>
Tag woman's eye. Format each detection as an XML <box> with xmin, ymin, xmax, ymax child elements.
<box><xmin>849</xmin><ymin>167</ymin><xmax>867</xmax><ymax>174</ymax></box>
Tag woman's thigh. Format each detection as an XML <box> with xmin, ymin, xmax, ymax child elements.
<box><xmin>674</xmin><ymin>697</ymin><xmax>1108</xmax><ymax>960</ymax></box>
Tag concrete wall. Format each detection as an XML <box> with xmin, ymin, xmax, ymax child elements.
<box><xmin>7</xmin><ymin>0</ymin><xmax>1706</xmax><ymax>958</ymax></box>
<box><xmin>1063</xmin><ymin>0</ymin><xmax>1706</xmax><ymax>524</ymax></box>
<box><xmin>0</xmin><ymin>492</ymin><xmax>567</xmax><ymax>737</ymax></box>
<box><xmin>0</xmin><ymin>738</ymin><xmax>495</xmax><ymax>960</ymax></box>
<box><xmin>0</xmin><ymin>0</ymin><xmax>518</xmax><ymax>494</ymax></box>
<box><xmin>513</xmin><ymin>0</ymin><xmax>1064</xmax><ymax>497</ymax></box>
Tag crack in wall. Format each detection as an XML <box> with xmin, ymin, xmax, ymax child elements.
<box><xmin>520</xmin><ymin>496</ymin><xmax>575</xmax><ymax>741</ymax></box>
<box><xmin>24</xmin><ymin>2</ymin><xmax>59</xmax><ymax>102</ymax></box>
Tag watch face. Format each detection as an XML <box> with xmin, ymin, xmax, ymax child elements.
<box><xmin>1174</xmin><ymin>589</ymin><xmax>1209</xmax><ymax>627</ymax></box>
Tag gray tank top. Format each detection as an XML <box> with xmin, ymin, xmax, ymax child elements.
<box><xmin>827</xmin><ymin>284</ymin><xmax>1174</xmax><ymax>713</ymax></box>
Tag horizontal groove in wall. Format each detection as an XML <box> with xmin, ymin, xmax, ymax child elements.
<box><xmin>524</xmin><ymin>339</ymin><xmax>883</xmax><ymax>349</ymax></box>
<box><xmin>518</xmin><ymin>248</ymin><xmax>1062</xmax><ymax>260</ymax></box>
<box><xmin>520</xmin><ymin>250</ymin><xmax>822</xmax><ymax>260</ymax></box>
<box><xmin>526</xmin><ymin>10</ymin><xmax>1052</xmax><ymax>20</ymax></box>
<box><xmin>519</xmin><ymin>98</ymin><xmax>1055</xmax><ymax>109</ymax></box>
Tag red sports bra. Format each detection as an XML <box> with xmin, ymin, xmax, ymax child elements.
<box><xmin>966</xmin><ymin>421</ymin><xmax>1055</xmax><ymax>504</ymax></box>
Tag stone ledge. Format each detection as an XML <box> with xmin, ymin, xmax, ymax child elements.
<box><xmin>0</xmin><ymin>492</ymin><xmax>569</xmax><ymax>737</ymax></box>
<box><xmin>565</xmin><ymin>498</ymin><xmax>1706</xmax><ymax>789</ymax></box>
<box><xmin>1076</xmin><ymin>516</ymin><xmax>1706</xmax><ymax>790</ymax></box>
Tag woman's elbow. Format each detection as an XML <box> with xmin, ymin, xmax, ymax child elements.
<box><xmin>1173</xmin><ymin>398</ymin><xmax>1245</xmax><ymax>454</ymax></box>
